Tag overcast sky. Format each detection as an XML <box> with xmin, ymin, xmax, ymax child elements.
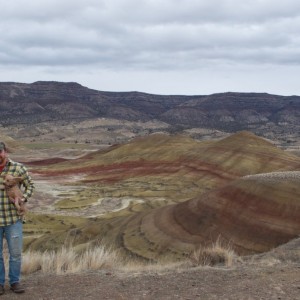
<box><xmin>1</xmin><ymin>0</ymin><xmax>300</xmax><ymax>96</ymax></box>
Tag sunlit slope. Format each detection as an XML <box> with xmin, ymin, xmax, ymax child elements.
<box><xmin>35</xmin><ymin>131</ymin><xmax>299</xmax><ymax>180</ymax></box>
<box><xmin>20</xmin><ymin>129</ymin><xmax>300</xmax><ymax>181</ymax></box>
<box><xmin>196</xmin><ymin>131</ymin><xmax>300</xmax><ymax>174</ymax></box>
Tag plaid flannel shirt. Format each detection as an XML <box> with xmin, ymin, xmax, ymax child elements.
<box><xmin>0</xmin><ymin>159</ymin><xmax>34</xmax><ymax>226</ymax></box>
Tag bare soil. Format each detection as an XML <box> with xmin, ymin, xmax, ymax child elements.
<box><xmin>1</xmin><ymin>262</ymin><xmax>299</xmax><ymax>300</ymax></box>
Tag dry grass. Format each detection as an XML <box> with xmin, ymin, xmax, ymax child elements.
<box><xmin>19</xmin><ymin>239</ymin><xmax>237</xmax><ymax>276</ymax></box>
<box><xmin>2</xmin><ymin>234</ymin><xmax>238</xmax><ymax>277</ymax></box>
<box><xmin>20</xmin><ymin>239</ymin><xmax>237</xmax><ymax>276</ymax></box>
<box><xmin>21</xmin><ymin>246</ymin><xmax>188</xmax><ymax>276</ymax></box>
<box><xmin>190</xmin><ymin>238</ymin><xmax>236</xmax><ymax>267</ymax></box>
<box><xmin>21</xmin><ymin>245</ymin><xmax>121</xmax><ymax>275</ymax></box>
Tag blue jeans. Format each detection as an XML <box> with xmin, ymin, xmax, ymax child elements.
<box><xmin>0</xmin><ymin>220</ymin><xmax>23</xmax><ymax>285</ymax></box>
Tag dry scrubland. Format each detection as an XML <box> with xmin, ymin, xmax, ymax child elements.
<box><xmin>1</xmin><ymin>237</ymin><xmax>300</xmax><ymax>300</ymax></box>
<box><xmin>18</xmin><ymin>238</ymin><xmax>235</xmax><ymax>276</ymax></box>
<box><xmin>0</xmin><ymin>131</ymin><xmax>299</xmax><ymax>299</ymax></box>
<box><xmin>18</xmin><ymin>131</ymin><xmax>300</xmax><ymax>264</ymax></box>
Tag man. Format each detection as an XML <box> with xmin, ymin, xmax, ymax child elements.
<box><xmin>0</xmin><ymin>142</ymin><xmax>34</xmax><ymax>294</ymax></box>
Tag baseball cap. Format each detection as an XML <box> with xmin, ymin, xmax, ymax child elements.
<box><xmin>0</xmin><ymin>142</ymin><xmax>7</xmax><ymax>151</ymax></box>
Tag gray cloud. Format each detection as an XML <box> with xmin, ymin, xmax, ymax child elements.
<box><xmin>1</xmin><ymin>0</ymin><xmax>300</xmax><ymax>95</ymax></box>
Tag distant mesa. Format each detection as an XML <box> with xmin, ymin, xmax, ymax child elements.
<box><xmin>0</xmin><ymin>81</ymin><xmax>299</xmax><ymax>147</ymax></box>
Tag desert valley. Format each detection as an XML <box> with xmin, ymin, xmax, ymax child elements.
<box><xmin>0</xmin><ymin>81</ymin><xmax>300</xmax><ymax>299</ymax></box>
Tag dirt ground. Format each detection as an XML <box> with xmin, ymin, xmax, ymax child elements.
<box><xmin>1</xmin><ymin>262</ymin><xmax>299</xmax><ymax>300</ymax></box>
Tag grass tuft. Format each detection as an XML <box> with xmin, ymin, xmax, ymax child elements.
<box><xmin>190</xmin><ymin>237</ymin><xmax>236</xmax><ymax>267</ymax></box>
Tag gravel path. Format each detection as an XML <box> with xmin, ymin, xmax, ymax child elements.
<box><xmin>1</xmin><ymin>263</ymin><xmax>300</xmax><ymax>300</ymax></box>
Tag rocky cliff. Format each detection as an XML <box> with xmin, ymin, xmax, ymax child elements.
<box><xmin>0</xmin><ymin>81</ymin><xmax>299</xmax><ymax>145</ymax></box>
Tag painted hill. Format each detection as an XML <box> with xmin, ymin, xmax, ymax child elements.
<box><xmin>34</xmin><ymin>131</ymin><xmax>299</xmax><ymax>179</ymax></box>
<box><xmin>26</xmin><ymin>132</ymin><xmax>300</xmax><ymax>260</ymax></box>
<box><xmin>120</xmin><ymin>171</ymin><xmax>300</xmax><ymax>260</ymax></box>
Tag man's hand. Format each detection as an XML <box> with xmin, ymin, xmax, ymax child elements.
<box><xmin>14</xmin><ymin>197</ymin><xmax>26</xmax><ymax>204</ymax></box>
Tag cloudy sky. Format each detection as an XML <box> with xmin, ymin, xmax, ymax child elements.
<box><xmin>1</xmin><ymin>0</ymin><xmax>300</xmax><ymax>95</ymax></box>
